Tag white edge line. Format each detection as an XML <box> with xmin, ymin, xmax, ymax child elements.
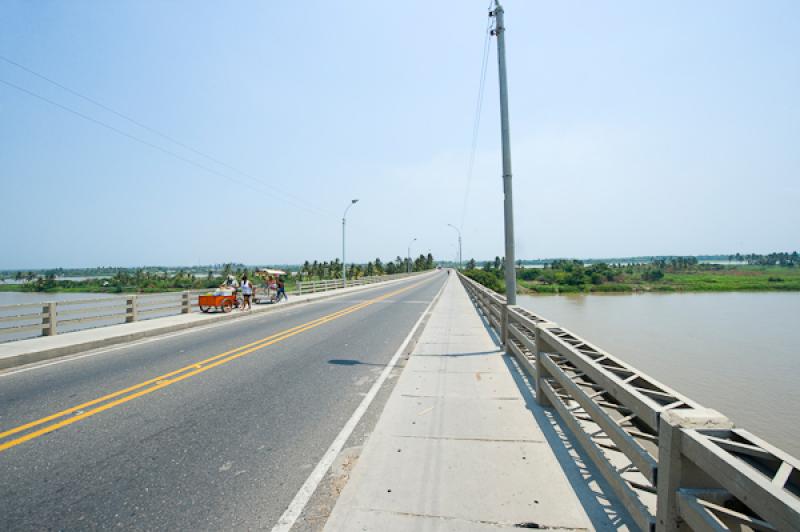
<box><xmin>270</xmin><ymin>274</ymin><xmax>449</xmax><ymax>532</ymax></box>
<box><xmin>0</xmin><ymin>274</ymin><xmax>435</xmax><ymax>379</ymax></box>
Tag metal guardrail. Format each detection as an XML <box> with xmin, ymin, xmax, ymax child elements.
<box><xmin>295</xmin><ymin>271</ymin><xmax>422</xmax><ymax>294</ymax></box>
<box><xmin>457</xmin><ymin>272</ymin><xmax>800</xmax><ymax>532</ymax></box>
<box><xmin>0</xmin><ymin>290</ymin><xmax>207</xmax><ymax>342</ymax></box>
<box><xmin>0</xmin><ymin>272</ymin><xmax>427</xmax><ymax>343</ymax></box>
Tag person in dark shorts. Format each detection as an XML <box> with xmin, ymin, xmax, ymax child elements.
<box><xmin>276</xmin><ymin>277</ymin><xmax>288</xmax><ymax>302</ymax></box>
<box><xmin>240</xmin><ymin>275</ymin><xmax>253</xmax><ymax>310</ymax></box>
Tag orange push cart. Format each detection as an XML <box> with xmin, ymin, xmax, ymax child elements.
<box><xmin>198</xmin><ymin>292</ymin><xmax>239</xmax><ymax>313</ymax></box>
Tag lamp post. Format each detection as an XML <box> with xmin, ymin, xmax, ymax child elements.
<box><xmin>407</xmin><ymin>237</ymin><xmax>417</xmax><ymax>273</ymax></box>
<box><xmin>447</xmin><ymin>224</ymin><xmax>462</xmax><ymax>270</ymax></box>
<box><xmin>342</xmin><ymin>199</ymin><xmax>359</xmax><ymax>287</ymax></box>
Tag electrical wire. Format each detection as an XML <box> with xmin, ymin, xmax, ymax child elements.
<box><xmin>459</xmin><ymin>6</ymin><xmax>494</xmax><ymax>232</ymax></box>
<box><xmin>0</xmin><ymin>55</ymin><xmax>334</xmax><ymax>218</ymax></box>
<box><xmin>0</xmin><ymin>77</ymin><xmax>333</xmax><ymax>218</ymax></box>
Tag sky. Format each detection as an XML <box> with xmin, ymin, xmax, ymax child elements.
<box><xmin>1</xmin><ymin>1</ymin><xmax>798</xmax><ymax>269</ymax></box>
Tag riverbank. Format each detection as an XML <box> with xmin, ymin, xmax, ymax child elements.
<box><xmin>522</xmin><ymin>267</ymin><xmax>800</xmax><ymax>293</ymax></box>
<box><xmin>0</xmin><ymin>283</ymin><xmax>214</xmax><ymax>294</ymax></box>
<box><xmin>464</xmin><ymin>264</ymin><xmax>800</xmax><ymax>294</ymax></box>
<box><xmin>0</xmin><ymin>284</ymin><xmax>25</xmax><ymax>292</ymax></box>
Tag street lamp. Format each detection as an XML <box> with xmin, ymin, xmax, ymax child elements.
<box><xmin>407</xmin><ymin>237</ymin><xmax>417</xmax><ymax>273</ymax></box>
<box><xmin>446</xmin><ymin>224</ymin><xmax>462</xmax><ymax>270</ymax></box>
<box><xmin>342</xmin><ymin>199</ymin><xmax>359</xmax><ymax>287</ymax></box>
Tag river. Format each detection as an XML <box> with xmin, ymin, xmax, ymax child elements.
<box><xmin>518</xmin><ymin>291</ymin><xmax>800</xmax><ymax>456</ymax></box>
<box><xmin>0</xmin><ymin>292</ymin><xmax>118</xmax><ymax>305</ymax></box>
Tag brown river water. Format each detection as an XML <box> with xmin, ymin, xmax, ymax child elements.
<box><xmin>517</xmin><ymin>292</ymin><xmax>800</xmax><ymax>456</ymax></box>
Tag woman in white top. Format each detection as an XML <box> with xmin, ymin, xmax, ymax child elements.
<box><xmin>240</xmin><ymin>275</ymin><xmax>253</xmax><ymax>310</ymax></box>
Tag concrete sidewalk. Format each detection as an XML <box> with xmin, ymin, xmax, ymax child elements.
<box><xmin>323</xmin><ymin>274</ymin><xmax>624</xmax><ymax>531</ymax></box>
<box><xmin>0</xmin><ymin>274</ymin><xmax>429</xmax><ymax>370</ymax></box>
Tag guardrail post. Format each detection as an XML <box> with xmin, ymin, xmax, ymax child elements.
<box><xmin>655</xmin><ymin>408</ymin><xmax>733</xmax><ymax>532</ymax></box>
<box><xmin>42</xmin><ymin>302</ymin><xmax>57</xmax><ymax>336</ymax></box>
<box><xmin>533</xmin><ymin>323</ymin><xmax>560</xmax><ymax>407</ymax></box>
<box><xmin>501</xmin><ymin>305</ymin><xmax>509</xmax><ymax>347</ymax></box>
<box><xmin>126</xmin><ymin>296</ymin><xmax>137</xmax><ymax>323</ymax></box>
<box><xmin>181</xmin><ymin>291</ymin><xmax>190</xmax><ymax>314</ymax></box>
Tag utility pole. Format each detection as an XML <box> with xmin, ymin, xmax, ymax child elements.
<box><xmin>342</xmin><ymin>199</ymin><xmax>359</xmax><ymax>287</ymax></box>
<box><xmin>447</xmin><ymin>224</ymin><xmax>462</xmax><ymax>270</ymax></box>
<box><xmin>491</xmin><ymin>1</ymin><xmax>517</xmax><ymax>305</ymax></box>
<box><xmin>407</xmin><ymin>237</ymin><xmax>417</xmax><ymax>273</ymax></box>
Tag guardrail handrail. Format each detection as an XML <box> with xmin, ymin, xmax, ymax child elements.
<box><xmin>295</xmin><ymin>271</ymin><xmax>423</xmax><ymax>294</ymax></box>
<box><xmin>457</xmin><ymin>271</ymin><xmax>800</xmax><ymax>532</ymax></box>
<box><xmin>0</xmin><ymin>272</ymin><xmax>428</xmax><ymax>343</ymax></box>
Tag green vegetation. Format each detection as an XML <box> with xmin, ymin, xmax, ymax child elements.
<box><xmin>0</xmin><ymin>254</ymin><xmax>439</xmax><ymax>294</ymax></box>
<box><xmin>461</xmin><ymin>253</ymin><xmax>800</xmax><ymax>294</ymax></box>
<box><xmin>0</xmin><ymin>284</ymin><xmax>26</xmax><ymax>292</ymax></box>
<box><xmin>514</xmin><ymin>251</ymin><xmax>800</xmax><ymax>268</ymax></box>
<box><xmin>6</xmin><ymin>270</ymin><xmax>225</xmax><ymax>294</ymax></box>
<box><xmin>462</xmin><ymin>256</ymin><xmax>507</xmax><ymax>293</ymax></box>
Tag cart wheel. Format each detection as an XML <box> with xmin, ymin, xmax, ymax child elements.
<box><xmin>200</xmin><ymin>305</ymin><xmax>210</xmax><ymax>313</ymax></box>
<box><xmin>221</xmin><ymin>300</ymin><xmax>233</xmax><ymax>313</ymax></box>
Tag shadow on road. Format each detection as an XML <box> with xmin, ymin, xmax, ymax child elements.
<box><xmin>327</xmin><ymin>359</ymin><xmax>387</xmax><ymax>367</ymax></box>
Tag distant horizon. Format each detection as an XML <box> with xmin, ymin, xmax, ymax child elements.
<box><xmin>2</xmin><ymin>251</ymin><xmax>797</xmax><ymax>273</ymax></box>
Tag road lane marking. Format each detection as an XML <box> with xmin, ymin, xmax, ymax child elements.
<box><xmin>0</xmin><ymin>302</ymin><xmax>366</xmax><ymax>441</ymax></box>
<box><xmin>271</xmin><ymin>273</ymin><xmax>449</xmax><ymax>532</ymax></box>
<box><xmin>0</xmin><ymin>279</ymin><xmax>434</xmax><ymax>453</ymax></box>
<box><xmin>0</xmin><ymin>275</ymin><xmax>434</xmax><ymax>379</ymax></box>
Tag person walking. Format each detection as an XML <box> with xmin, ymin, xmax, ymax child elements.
<box><xmin>276</xmin><ymin>277</ymin><xmax>288</xmax><ymax>302</ymax></box>
<box><xmin>240</xmin><ymin>274</ymin><xmax>253</xmax><ymax>310</ymax></box>
<box><xmin>268</xmin><ymin>276</ymin><xmax>278</xmax><ymax>302</ymax></box>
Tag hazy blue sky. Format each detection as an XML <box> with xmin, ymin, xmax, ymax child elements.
<box><xmin>1</xmin><ymin>1</ymin><xmax>798</xmax><ymax>269</ymax></box>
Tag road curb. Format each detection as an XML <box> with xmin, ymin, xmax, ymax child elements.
<box><xmin>0</xmin><ymin>274</ymin><xmax>434</xmax><ymax>371</ymax></box>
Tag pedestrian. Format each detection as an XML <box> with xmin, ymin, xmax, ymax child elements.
<box><xmin>269</xmin><ymin>276</ymin><xmax>278</xmax><ymax>302</ymax></box>
<box><xmin>240</xmin><ymin>274</ymin><xmax>253</xmax><ymax>310</ymax></box>
<box><xmin>276</xmin><ymin>277</ymin><xmax>287</xmax><ymax>302</ymax></box>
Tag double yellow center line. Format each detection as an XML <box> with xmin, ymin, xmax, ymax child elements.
<box><xmin>0</xmin><ymin>280</ymin><xmax>425</xmax><ymax>453</ymax></box>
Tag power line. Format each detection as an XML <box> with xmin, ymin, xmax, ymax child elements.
<box><xmin>0</xmin><ymin>76</ymin><xmax>331</xmax><ymax>218</ymax></box>
<box><xmin>459</xmin><ymin>8</ymin><xmax>494</xmax><ymax>232</ymax></box>
<box><xmin>0</xmin><ymin>55</ymin><xmax>334</xmax><ymax>217</ymax></box>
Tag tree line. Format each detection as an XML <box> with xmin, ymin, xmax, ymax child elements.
<box><xmin>460</xmin><ymin>252</ymin><xmax>800</xmax><ymax>294</ymax></box>
<box><xmin>729</xmin><ymin>252</ymin><xmax>798</xmax><ymax>267</ymax></box>
<box><xmin>300</xmin><ymin>254</ymin><xmax>436</xmax><ymax>280</ymax></box>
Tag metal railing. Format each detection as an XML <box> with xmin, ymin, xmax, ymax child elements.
<box><xmin>458</xmin><ymin>272</ymin><xmax>800</xmax><ymax>532</ymax></box>
<box><xmin>0</xmin><ymin>290</ymin><xmax>209</xmax><ymax>343</ymax></box>
<box><xmin>295</xmin><ymin>271</ymin><xmax>423</xmax><ymax>294</ymax></box>
<box><xmin>0</xmin><ymin>272</ymin><xmax>428</xmax><ymax>344</ymax></box>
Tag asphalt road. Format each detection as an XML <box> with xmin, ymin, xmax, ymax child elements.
<box><xmin>0</xmin><ymin>272</ymin><xmax>447</xmax><ymax>530</ymax></box>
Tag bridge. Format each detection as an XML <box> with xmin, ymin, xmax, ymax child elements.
<box><xmin>0</xmin><ymin>271</ymin><xmax>798</xmax><ymax>531</ymax></box>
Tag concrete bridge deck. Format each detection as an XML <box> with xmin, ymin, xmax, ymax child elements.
<box><xmin>324</xmin><ymin>274</ymin><xmax>629</xmax><ymax>531</ymax></box>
